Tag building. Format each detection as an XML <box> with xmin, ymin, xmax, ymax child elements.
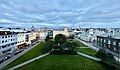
<box><xmin>0</xmin><ymin>29</ymin><xmax>17</xmax><ymax>55</ymax></box>
<box><xmin>29</xmin><ymin>31</ymin><xmax>37</xmax><ymax>44</ymax></box>
<box><xmin>97</xmin><ymin>32</ymin><xmax>120</xmax><ymax>52</ymax></box>
<box><xmin>39</xmin><ymin>31</ymin><xmax>47</xmax><ymax>40</ymax></box>
<box><xmin>52</xmin><ymin>28</ymin><xmax>70</xmax><ymax>38</ymax></box>
<box><xmin>77</xmin><ymin>32</ymin><xmax>94</xmax><ymax>42</ymax></box>
<box><xmin>11</xmin><ymin>29</ymin><xmax>28</xmax><ymax>49</ymax></box>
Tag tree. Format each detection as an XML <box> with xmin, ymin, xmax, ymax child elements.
<box><xmin>96</xmin><ymin>49</ymin><xmax>107</xmax><ymax>61</ymax></box>
<box><xmin>45</xmin><ymin>35</ymin><xmax>51</xmax><ymax>42</ymax></box>
<box><xmin>71</xmin><ymin>41</ymin><xmax>79</xmax><ymax>51</ymax></box>
<box><xmin>42</xmin><ymin>40</ymin><xmax>54</xmax><ymax>53</ymax></box>
<box><xmin>61</xmin><ymin>41</ymin><xmax>79</xmax><ymax>52</ymax></box>
<box><xmin>55</xmin><ymin>34</ymin><xmax>67</xmax><ymax>45</ymax></box>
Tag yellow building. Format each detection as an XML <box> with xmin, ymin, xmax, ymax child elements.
<box><xmin>53</xmin><ymin>28</ymin><xmax>70</xmax><ymax>38</ymax></box>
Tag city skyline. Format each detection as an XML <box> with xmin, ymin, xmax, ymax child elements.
<box><xmin>0</xmin><ymin>0</ymin><xmax>120</xmax><ymax>28</ymax></box>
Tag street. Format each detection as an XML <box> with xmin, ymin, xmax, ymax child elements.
<box><xmin>0</xmin><ymin>40</ymin><xmax>42</xmax><ymax>69</ymax></box>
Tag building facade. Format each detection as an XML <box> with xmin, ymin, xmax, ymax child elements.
<box><xmin>97</xmin><ymin>36</ymin><xmax>120</xmax><ymax>52</ymax></box>
<box><xmin>53</xmin><ymin>28</ymin><xmax>70</xmax><ymax>38</ymax></box>
<box><xmin>0</xmin><ymin>30</ymin><xmax>17</xmax><ymax>55</ymax></box>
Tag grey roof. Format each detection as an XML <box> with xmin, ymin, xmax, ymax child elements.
<box><xmin>98</xmin><ymin>32</ymin><xmax>120</xmax><ymax>39</ymax></box>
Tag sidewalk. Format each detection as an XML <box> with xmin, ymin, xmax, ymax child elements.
<box><xmin>0</xmin><ymin>42</ymin><xmax>41</xmax><ymax>69</ymax></box>
<box><xmin>75</xmin><ymin>38</ymin><xmax>120</xmax><ymax>62</ymax></box>
<box><xmin>8</xmin><ymin>53</ymin><xmax>49</xmax><ymax>70</ymax></box>
<box><xmin>77</xmin><ymin>52</ymin><xmax>101</xmax><ymax>61</ymax></box>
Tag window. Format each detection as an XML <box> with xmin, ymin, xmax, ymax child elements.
<box><xmin>11</xmin><ymin>39</ymin><xmax>12</xmax><ymax>41</ymax></box>
<box><xmin>11</xmin><ymin>43</ymin><xmax>14</xmax><ymax>45</ymax></box>
<box><xmin>2</xmin><ymin>45</ymin><xmax>6</xmax><ymax>48</ymax></box>
<box><xmin>108</xmin><ymin>40</ymin><xmax>110</xmax><ymax>44</ymax></box>
<box><xmin>101</xmin><ymin>39</ymin><xmax>102</xmax><ymax>42</ymax></box>
<box><xmin>5</xmin><ymin>40</ymin><xmax>7</xmax><ymax>42</ymax></box>
<box><xmin>97</xmin><ymin>38</ymin><xmax>99</xmax><ymax>41</ymax></box>
<box><xmin>15</xmin><ymin>42</ymin><xmax>17</xmax><ymax>44</ymax></box>
<box><xmin>113</xmin><ymin>41</ymin><xmax>116</xmax><ymax>45</ymax></box>
<box><xmin>119</xmin><ymin>43</ymin><xmax>120</xmax><ymax>47</ymax></box>
<box><xmin>101</xmin><ymin>43</ymin><xmax>102</xmax><ymax>46</ymax></box>
<box><xmin>2</xmin><ymin>41</ymin><xmax>4</xmax><ymax>43</ymax></box>
<box><xmin>104</xmin><ymin>44</ymin><xmax>106</xmax><ymax>47</ymax></box>
<box><xmin>2</xmin><ymin>36</ymin><xmax>4</xmax><ymax>38</ymax></box>
<box><xmin>8</xmin><ymin>35</ymin><xmax>10</xmax><ymax>37</ymax></box>
<box><xmin>104</xmin><ymin>40</ymin><xmax>106</xmax><ymax>43</ymax></box>
<box><xmin>5</xmin><ymin>36</ymin><xmax>7</xmax><ymax>38</ymax></box>
<box><xmin>8</xmin><ymin>44</ymin><xmax>10</xmax><ymax>46</ymax></box>
<box><xmin>11</xmin><ymin>35</ymin><xmax>12</xmax><ymax>37</ymax></box>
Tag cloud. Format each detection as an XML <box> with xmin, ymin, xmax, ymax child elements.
<box><xmin>0</xmin><ymin>0</ymin><xmax>120</xmax><ymax>28</ymax></box>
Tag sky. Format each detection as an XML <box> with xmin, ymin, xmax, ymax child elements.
<box><xmin>0</xmin><ymin>0</ymin><xmax>120</xmax><ymax>28</ymax></box>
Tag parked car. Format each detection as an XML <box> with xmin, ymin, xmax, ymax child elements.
<box><xmin>14</xmin><ymin>50</ymin><xmax>24</xmax><ymax>55</ymax></box>
<box><xmin>4</xmin><ymin>55</ymin><xmax>11</xmax><ymax>60</ymax></box>
<box><xmin>0</xmin><ymin>59</ymin><xmax>4</xmax><ymax>64</ymax></box>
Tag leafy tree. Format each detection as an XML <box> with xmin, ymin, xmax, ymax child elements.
<box><xmin>96</xmin><ymin>49</ymin><xmax>107</xmax><ymax>61</ymax></box>
<box><xmin>61</xmin><ymin>41</ymin><xmax>79</xmax><ymax>51</ymax></box>
<box><xmin>55</xmin><ymin>34</ymin><xmax>67</xmax><ymax>45</ymax></box>
<box><xmin>71</xmin><ymin>41</ymin><xmax>79</xmax><ymax>51</ymax></box>
<box><xmin>45</xmin><ymin>35</ymin><xmax>51</xmax><ymax>42</ymax></box>
<box><xmin>42</xmin><ymin>40</ymin><xmax>54</xmax><ymax>53</ymax></box>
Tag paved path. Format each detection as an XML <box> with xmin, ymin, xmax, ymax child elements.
<box><xmin>77</xmin><ymin>52</ymin><xmax>101</xmax><ymax>61</ymax></box>
<box><xmin>78</xmin><ymin>47</ymin><xmax>90</xmax><ymax>48</ymax></box>
<box><xmin>8</xmin><ymin>53</ymin><xmax>49</xmax><ymax>70</ymax></box>
<box><xmin>75</xmin><ymin>38</ymin><xmax>120</xmax><ymax>62</ymax></box>
<box><xmin>0</xmin><ymin>41</ymin><xmax>41</xmax><ymax>69</ymax></box>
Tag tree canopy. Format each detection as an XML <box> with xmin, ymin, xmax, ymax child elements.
<box><xmin>55</xmin><ymin>34</ymin><xmax>67</xmax><ymax>45</ymax></box>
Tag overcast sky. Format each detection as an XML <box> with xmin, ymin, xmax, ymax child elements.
<box><xmin>0</xmin><ymin>0</ymin><xmax>120</xmax><ymax>28</ymax></box>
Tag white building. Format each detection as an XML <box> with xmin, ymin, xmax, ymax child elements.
<box><xmin>11</xmin><ymin>29</ymin><xmax>27</xmax><ymax>49</ymax></box>
<box><xmin>53</xmin><ymin>28</ymin><xmax>70</xmax><ymax>38</ymax></box>
<box><xmin>0</xmin><ymin>29</ymin><xmax>17</xmax><ymax>55</ymax></box>
<box><xmin>39</xmin><ymin>31</ymin><xmax>47</xmax><ymax>40</ymax></box>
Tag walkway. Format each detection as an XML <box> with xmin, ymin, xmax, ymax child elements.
<box><xmin>77</xmin><ymin>52</ymin><xmax>101</xmax><ymax>61</ymax></box>
<box><xmin>78</xmin><ymin>47</ymin><xmax>90</xmax><ymax>48</ymax></box>
<box><xmin>75</xmin><ymin>38</ymin><xmax>120</xmax><ymax>62</ymax></box>
<box><xmin>0</xmin><ymin>41</ymin><xmax>41</xmax><ymax>69</ymax></box>
<box><xmin>8</xmin><ymin>53</ymin><xmax>49</xmax><ymax>70</ymax></box>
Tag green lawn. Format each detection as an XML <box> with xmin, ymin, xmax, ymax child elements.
<box><xmin>75</xmin><ymin>40</ymin><xmax>97</xmax><ymax>57</ymax></box>
<box><xmin>74</xmin><ymin>40</ymin><xmax>88</xmax><ymax>47</ymax></box>
<box><xmin>16</xmin><ymin>55</ymin><xmax>108</xmax><ymax>70</ymax></box>
<box><xmin>77</xmin><ymin>48</ymin><xmax>97</xmax><ymax>57</ymax></box>
<box><xmin>3</xmin><ymin>42</ymin><xmax>45</xmax><ymax>70</ymax></box>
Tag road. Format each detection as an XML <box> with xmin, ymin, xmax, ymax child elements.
<box><xmin>0</xmin><ymin>41</ymin><xmax>41</xmax><ymax>69</ymax></box>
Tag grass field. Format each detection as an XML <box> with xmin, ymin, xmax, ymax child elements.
<box><xmin>3</xmin><ymin>42</ymin><xmax>45</xmax><ymax>70</ymax></box>
<box><xmin>16</xmin><ymin>55</ymin><xmax>108</xmax><ymax>70</ymax></box>
<box><xmin>75</xmin><ymin>40</ymin><xmax>97</xmax><ymax>57</ymax></box>
<box><xmin>77</xmin><ymin>48</ymin><xmax>97</xmax><ymax>57</ymax></box>
<box><xmin>74</xmin><ymin>40</ymin><xmax>88</xmax><ymax>47</ymax></box>
<box><xmin>3</xmin><ymin>40</ymin><xmax>103</xmax><ymax>70</ymax></box>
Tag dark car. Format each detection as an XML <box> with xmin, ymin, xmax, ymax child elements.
<box><xmin>4</xmin><ymin>55</ymin><xmax>11</xmax><ymax>60</ymax></box>
<box><xmin>14</xmin><ymin>50</ymin><xmax>24</xmax><ymax>55</ymax></box>
<box><xmin>0</xmin><ymin>59</ymin><xmax>4</xmax><ymax>64</ymax></box>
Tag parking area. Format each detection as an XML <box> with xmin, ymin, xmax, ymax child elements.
<box><xmin>0</xmin><ymin>40</ymin><xmax>40</xmax><ymax>65</ymax></box>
